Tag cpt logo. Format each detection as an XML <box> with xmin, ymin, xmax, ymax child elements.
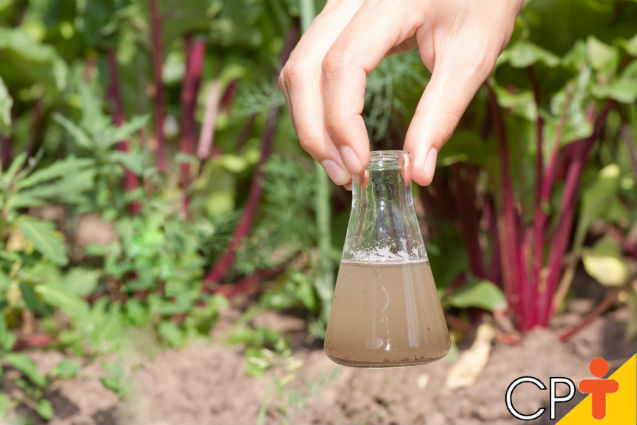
<box><xmin>505</xmin><ymin>357</ymin><xmax>619</xmax><ymax>421</ymax></box>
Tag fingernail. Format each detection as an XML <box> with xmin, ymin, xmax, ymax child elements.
<box><xmin>424</xmin><ymin>147</ymin><xmax>438</xmax><ymax>182</ymax></box>
<box><xmin>321</xmin><ymin>160</ymin><xmax>350</xmax><ymax>185</ymax></box>
<box><xmin>339</xmin><ymin>145</ymin><xmax>362</xmax><ymax>174</ymax></box>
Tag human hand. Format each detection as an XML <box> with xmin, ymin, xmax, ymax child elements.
<box><xmin>278</xmin><ymin>0</ymin><xmax>522</xmax><ymax>187</ymax></box>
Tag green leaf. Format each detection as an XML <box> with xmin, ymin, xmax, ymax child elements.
<box><xmin>52</xmin><ymin>113</ymin><xmax>92</xmax><ymax>149</ymax></box>
<box><xmin>35</xmin><ymin>285</ymin><xmax>90</xmax><ymax>321</ymax></box>
<box><xmin>2</xmin><ymin>152</ymin><xmax>27</xmax><ymax>183</ymax></box>
<box><xmin>19</xmin><ymin>282</ymin><xmax>50</xmax><ymax>316</ymax></box>
<box><xmin>16</xmin><ymin>156</ymin><xmax>93</xmax><ymax>190</ymax></box>
<box><xmin>427</xmin><ymin>224</ymin><xmax>469</xmax><ymax>289</ymax></box>
<box><xmin>544</xmin><ymin>68</ymin><xmax>593</xmax><ymax>145</ymax></box>
<box><xmin>63</xmin><ymin>268</ymin><xmax>101</xmax><ymax>297</ymax></box>
<box><xmin>0</xmin><ymin>75</ymin><xmax>12</xmax><ymax>136</ymax></box>
<box><xmin>574</xmin><ymin>164</ymin><xmax>621</xmax><ymax>249</ymax></box>
<box><xmin>0</xmin><ymin>315</ymin><xmax>16</xmax><ymax>352</ymax></box>
<box><xmin>445</xmin><ymin>279</ymin><xmax>507</xmax><ymax>312</ymax></box>
<box><xmin>0</xmin><ymin>394</ymin><xmax>12</xmax><ymax>418</ymax></box>
<box><xmin>125</xmin><ymin>299</ymin><xmax>148</xmax><ymax>325</ymax></box>
<box><xmin>586</xmin><ymin>36</ymin><xmax>619</xmax><ymax>74</ymax></box>
<box><xmin>77</xmin><ymin>82</ymin><xmax>110</xmax><ymax>136</ymax></box>
<box><xmin>100</xmin><ymin>361</ymin><xmax>130</xmax><ymax>397</ymax></box>
<box><xmin>3</xmin><ymin>353</ymin><xmax>46</xmax><ymax>386</ymax></box>
<box><xmin>497</xmin><ymin>40</ymin><xmax>560</xmax><ymax>68</ymax></box>
<box><xmin>0</xmin><ymin>27</ymin><xmax>68</xmax><ymax>91</ymax></box>
<box><xmin>617</xmin><ymin>33</ymin><xmax>637</xmax><ymax>56</ymax></box>
<box><xmin>19</xmin><ymin>218</ymin><xmax>68</xmax><ymax>265</ymax></box>
<box><xmin>50</xmin><ymin>360</ymin><xmax>81</xmax><ymax>378</ymax></box>
<box><xmin>158</xmin><ymin>321</ymin><xmax>184</xmax><ymax>347</ymax></box>
<box><xmin>592</xmin><ymin>61</ymin><xmax>637</xmax><ymax>104</ymax></box>
<box><xmin>111</xmin><ymin>151</ymin><xmax>146</xmax><ymax>175</ymax></box>
<box><xmin>244</xmin><ymin>347</ymin><xmax>272</xmax><ymax>378</ymax></box>
<box><xmin>582</xmin><ymin>237</ymin><xmax>629</xmax><ymax>287</ymax></box>
<box><xmin>492</xmin><ymin>86</ymin><xmax>536</xmax><ymax>121</ymax></box>
<box><xmin>35</xmin><ymin>399</ymin><xmax>54</xmax><ymax>420</ymax></box>
<box><xmin>105</xmin><ymin>114</ymin><xmax>149</xmax><ymax>146</ymax></box>
<box><xmin>437</xmin><ymin>130</ymin><xmax>496</xmax><ymax>167</ymax></box>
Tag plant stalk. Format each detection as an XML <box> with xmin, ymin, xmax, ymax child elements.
<box><xmin>149</xmin><ymin>0</ymin><xmax>167</xmax><ymax>171</ymax></box>
<box><xmin>559</xmin><ymin>277</ymin><xmax>634</xmax><ymax>341</ymax></box>
<box><xmin>527</xmin><ymin>66</ymin><xmax>543</xmax><ymax>329</ymax></box>
<box><xmin>451</xmin><ymin>164</ymin><xmax>487</xmax><ymax>278</ymax></box>
<box><xmin>179</xmin><ymin>34</ymin><xmax>205</xmax><ymax>212</ymax></box>
<box><xmin>538</xmin><ymin>101</ymin><xmax>614</xmax><ymax>325</ymax></box>
<box><xmin>202</xmin><ymin>25</ymin><xmax>299</xmax><ymax>288</ymax></box>
<box><xmin>196</xmin><ymin>80</ymin><xmax>222</xmax><ymax>169</ymax></box>
<box><xmin>487</xmin><ymin>85</ymin><xmax>529</xmax><ymax>330</ymax></box>
<box><xmin>106</xmin><ymin>49</ymin><xmax>141</xmax><ymax>215</ymax></box>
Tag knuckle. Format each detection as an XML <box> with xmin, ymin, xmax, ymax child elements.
<box><xmin>468</xmin><ymin>46</ymin><xmax>497</xmax><ymax>79</ymax></box>
<box><xmin>322</xmin><ymin>51</ymin><xmax>350</xmax><ymax>75</ymax></box>
<box><xmin>324</xmin><ymin>113</ymin><xmax>347</xmax><ymax>137</ymax></box>
<box><xmin>298</xmin><ymin>137</ymin><xmax>321</xmax><ymax>157</ymax></box>
<box><xmin>277</xmin><ymin>70</ymin><xmax>287</xmax><ymax>90</ymax></box>
<box><xmin>280</xmin><ymin>57</ymin><xmax>306</xmax><ymax>86</ymax></box>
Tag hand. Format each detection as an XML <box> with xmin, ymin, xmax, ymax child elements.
<box><xmin>278</xmin><ymin>0</ymin><xmax>522</xmax><ymax>186</ymax></box>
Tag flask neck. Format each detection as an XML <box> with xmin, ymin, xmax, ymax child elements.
<box><xmin>343</xmin><ymin>151</ymin><xmax>426</xmax><ymax>263</ymax></box>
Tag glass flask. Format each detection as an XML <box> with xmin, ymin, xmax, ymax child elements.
<box><xmin>324</xmin><ymin>150</ymin><xmax>450</xmax><ymax>367</ymax></box>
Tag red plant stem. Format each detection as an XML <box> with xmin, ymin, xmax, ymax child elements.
<box><xmin>106</xmin><ymin>50</ymin><xmax>141</xmax><ymax>215</ymax></box>
<box><xmin>622</xmin><ymin>127</ymin><xmax>637</xmax><ymax>183</ymax></box>
<box><xmin>202</xmin><ymin>107</ymin><xmax>282</xmax><ymax>287</ymax></box>
<box><xmin>234</xmin><ymin>114</ymin><xmax>257</xmax><ymax>153</ymax></box>
<box><xmin>202</xmin><ymin>25</ymin><xmax>299</xmax><ymax>289</ymax></box>
<box><xmin>527</xmin><ymin>66</ymin><xmax>543</xmax><ymax>329</ymax></box>
<box><xmin>533</xmin><ymin>83</ymin><xmax>578</xmax><ymax>287</ymax></box>
<box><xmin>559</xmin><ymin>278</ymin><xmax>633</xmax><ymax>341</ymax></box>
<box><xmin>487</xmin><ymin>85</ymin><xmax>529</xmax><ymax>330</ymax></box>
<box><xmin>83</xmin><ymin>55</ymin><xmax>96</xmax><ymax>81</ymax></box>
<box><xmin>451</xmin><ymin>164</ymin><xmax>487</xmax><ymax>278</ymax></box>
<box><xmin>179</xmin><ymin>35</ymin><xmax>205</xmax><ymax>199</ymax></box>
<box><xmin>214</xmin><ymin>263</ymin><xmax>290</xmax><ymax>298</ymax></box>
<box><xmin>196</xmin><ymin>80</ymin><xmax>222</xmax><ymax>168</ymax></box>
<box><xmin>538</xmin><ymin>101</ymin><xmax>614</xmax><ymax>326</ymax></box>
<box><xmin>149</xmin><ymin>0</ymin><xmax>167</xmax><ymax>171</ymax></box>
<box><xmin>0</xmin><ymin>135</ymin><xmax>10</xmax><ymax>169</ymax></box>
<box><xmin>24</xmin><ymin>99</ymin><xmax>45</xmax><ymax>159</ymax></box>
<box><xmin>220</xmin><ymin>79</ymin><xmax>238</xmax><ymax>113</ymax></box>
<box><xmin>12</xmin><ymin>334</ymin><xmax>53</xmax><ymax>350</ymax></box>
<box><xmin>485</xmin><ymin>197</ymin><xmax>502</xmax><ymax>287</ymax></box>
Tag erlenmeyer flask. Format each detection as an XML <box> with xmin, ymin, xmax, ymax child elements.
<box><xmin>324</xmin><ymin>150</ymin><xmax>450</xmax><ymax>367</ymax></box>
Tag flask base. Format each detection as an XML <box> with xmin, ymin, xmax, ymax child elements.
<box><xmin>324</xmin><ymin>350</ymin><xmax>449</xmax><ymax>368</ymax></box>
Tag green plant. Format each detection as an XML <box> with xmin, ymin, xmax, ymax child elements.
<box><xmin>0</xmin><ymin>332</ymin><xmax>80</xmax><ymax>421</ymax></box>
<box><xmin>256</xmin><ymin>360</ymin><xmax>341</xmax><ymax>425</ymax></box>
<box><xmin>407</xmin><ymin>0</ymin><xmax>637</xmax><ymax>332</ymax></box>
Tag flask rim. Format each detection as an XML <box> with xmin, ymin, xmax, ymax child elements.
<box><xmin>367</xmin><ymin>150</ymin><xmax>412</xmax><ymax>171</ymax></box>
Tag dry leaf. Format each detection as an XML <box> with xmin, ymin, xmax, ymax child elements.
<box><xmin>445</xmin><ymin>323</ymin><xmax>496</xmax><ymax>390</ymax></box>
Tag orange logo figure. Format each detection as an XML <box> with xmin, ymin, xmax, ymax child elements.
<box><xmin>578</xmin><ymin>357</ymin><xmax>619</xmax><ymax>420</ymax></box>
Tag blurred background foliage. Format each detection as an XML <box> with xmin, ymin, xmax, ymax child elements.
<box><xmin>0</xmin><ymin>0</ymin><xmax>635</xmax><ymax>419</ymax></box>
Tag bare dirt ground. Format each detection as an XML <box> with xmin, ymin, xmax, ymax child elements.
<box><xmin>8</xmin><ymin>297</ymin><xmax>634</xmax><ymax>425</ymax></box>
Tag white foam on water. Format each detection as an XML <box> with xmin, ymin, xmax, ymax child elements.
<box><xmin>347</xmin><ymin>245</ymin><xmax>426</xmax><ymax>263</ymax></box>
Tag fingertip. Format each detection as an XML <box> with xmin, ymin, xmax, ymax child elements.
<box><xmin>425</xmin><ymin>147</ymin><xmax>438</xmax><ymax>179</ymax></box>
<box><xmin>339</xmin><ymin>145</ymin><xmax>363</xmax><ymax>175</ymax></box>
<box><xmin>412</xmin><ymin>147</ymin><xmax>437</xmax><ymax>186</ymax></box>
<box><xmin>320</xmin><ymin>159</ymin><xmax>351</xmax><ymax>186</ymax></box>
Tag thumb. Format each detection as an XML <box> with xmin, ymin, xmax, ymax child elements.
<box><xmin>404</xmin><ymin>49</ymin><xmax>493</xmax><ymax>186</ymax></box>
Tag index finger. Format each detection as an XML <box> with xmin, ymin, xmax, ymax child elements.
<box><xmin>321</xmin><ymin>4</ymin><xmax>419</xmax><ymax>175</ymax></box>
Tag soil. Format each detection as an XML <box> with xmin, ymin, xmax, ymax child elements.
<box><xmin>3</xmin><ymin>296</ymin><xmax>632</xmax><ymax>425</ymax></box>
